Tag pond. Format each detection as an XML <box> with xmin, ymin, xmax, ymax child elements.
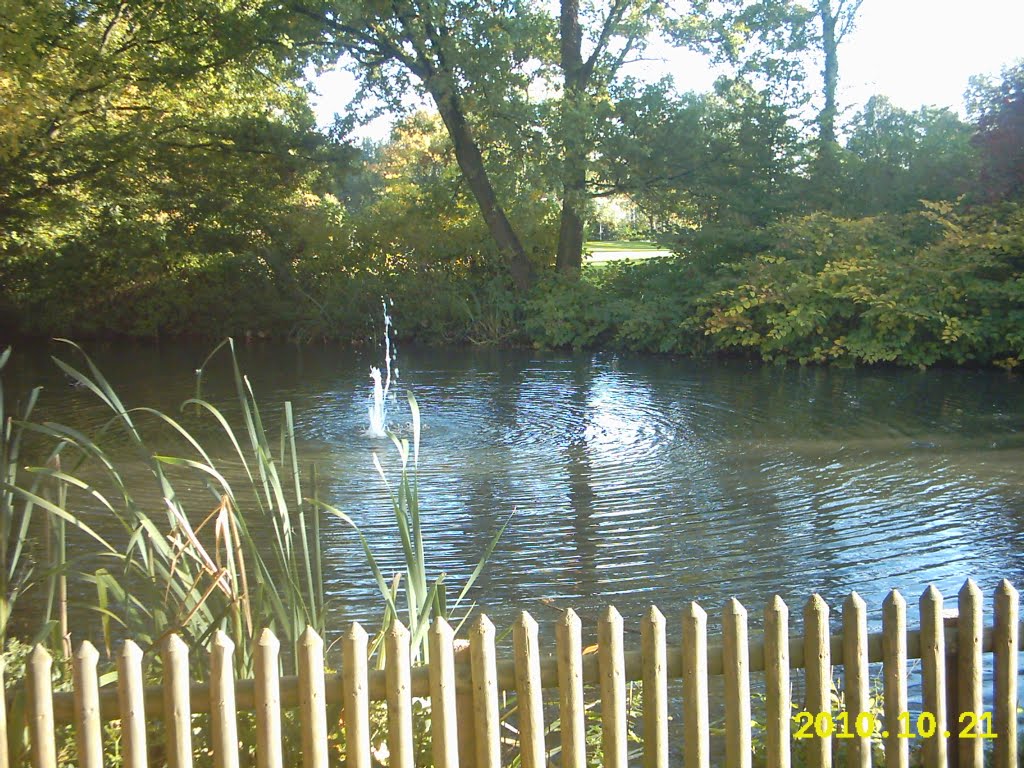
<box><xmin>6</xmin><ymin>338</ymin><xmax>1024</xmax><ymax>638</ymax></box>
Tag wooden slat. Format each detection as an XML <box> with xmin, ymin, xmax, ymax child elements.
<box><xmin>513</xmin><ymin>611</ymin><xmax>546</xmax><ymax>768</ymax></box>
<box><xmin>163</xmin><ymin>634</ymin><xmax>193</xmax><ymax>768</ymax></box>
<box><xmin>843</xmin><ymin>592</ymin><xmax>870</xmax><ymax>768</ymax></box>
<box><xmin>641</xmin><ymin>605</ymin><xmax>668</xmax><ymax>768</ymax></box>
<box><xmin>682</xmin><ymin>601</ymin><xmax>709</xmax><ymax>768</ymax></box>
<box><xmin>253</xmin><ymin>628</ymin><xmax>283</xmax><ymax>768</ymax></box>
<box><xmin>385</xmin><ymin>621</ymin><xmax>414</xmax><ymax>768</ymax></box>
<box><xmin>0</xmin><ymin>656</ymin><xmax>9</xmax><ymax>768</ymax></box>
<box><xmin>297</xmin><ymin>627</ymin><xmax>329</xmax><ymax>768</ymax></box>
<box><xmin>470</xmin><ymin>615</ymin><xmax>500</xmax><ymax>768</ymax></box>
<box><xmin>723</xmin><ymin>599</ymin><xmax>751</xmax><ymax>768</ymax></box>
<box><xmin>26</xmin><ymin>645</ymin><xmax>56</xmax><ymax>768</ymax></box>
<box><xmin>598</xmin><ymin>606</ymin><xmax>627</xmax><ymax>768</ymax></box>
<box><xmin>343</xmin><ymin>623</ymin><xmax>371</xmax><ymax>768</ymax></box>
<box><xmin>957</xmin><ymin>579</ymin><xmax>984</xmax><ymax>768</ymax></box>
<box><xmin>211</xmin><ymin>632</ymin><xmax>239</xmax><ymax>768</ymax></box>
<box><xmin>456</xmin><ymin>638</ymin><xmax>476</xmax><ymax>768</ymax></box>
<box><xmin>118</xmin><ymin>640</ymin><xmax>148</xmax><ymax>768</ymax></box>
<box><xmin>555</xmin><ymin>608</ymin><xmax>586</xmax><ymax>768</ymax></box>
<box><xmin>920</xmin><ymin>585</ymin><xmax>949</xmax><ymax>768</ymax></box>
<box><xmin>992</xmin><ymin>580</ymin><xmax>1019</xmax><ymax>768</ymax></box>
<box><xmin>803</xmin><ymin>594</ymin><xmax>832</xmax><ymax>768</ymax></box>
<box><xmin>882</xmin><ymin>590</ymin><xmax>909</xmax><ymax>768</ymax></box>
<box><xmin>72</xmin><ymin>641</ymin><xmax>103</xmax><ymax>768</ymax></box>
<box><xmin>764</xmin><ymin>595</ymin><xmax>790</xmax><ymax>768</ymax></box>
<box><xmin>428</xmin><ymin>617</ymin><xmax>459</xmax><ymax>768</ymax></box>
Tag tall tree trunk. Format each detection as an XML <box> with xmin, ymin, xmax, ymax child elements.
<box><xmin>556</xmin><ymin>0</ymin><xmax>588</xmax><ymax>275</ymax></box>
<box><xmin>816</xmin><ymin>0</ymin><xmax>858</xmax><ymax>207</ymax></box>
<box><xmin>819</xmin><ymin>1</ymin><xmax>838</xmax><ymax>148</ymax></box>
<box><xmin>426</xmin><ymin>75</ymin><xmax>534</xmax><ymax>291</ymax></box>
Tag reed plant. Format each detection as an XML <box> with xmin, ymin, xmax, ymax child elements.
<box><xmin>1</xmin><ymin>339</ymin><xmax>325</xmax><ymax>673</ymax></box>
<box><xmin>318</xmin><ymin>390</ymin><xmax>511</xmax><ymax>664</ymax></box>
<box><xmin>0</xmin><ymin>347</ymin><xmax>78</xmax><ymax>654</ymax></box>
<box><xmin>0</xmin><ymin>338</ymin><xmax>517</xmax><ymax>766</ymax></box>
<box><xmin>1</xmin><ymin>347</ymin><xmax>41</xmax><ymax>647</ymax></box>
<box><xmin>2</xmin><ymin>339</ymin><xmax>507</xmax><ymax>674</ymax></box>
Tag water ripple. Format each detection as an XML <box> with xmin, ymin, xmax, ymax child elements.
<box><xmin>7</xmin><ymin>343</ymin><xmax>1024</xmax><ymax>631</ymax></box>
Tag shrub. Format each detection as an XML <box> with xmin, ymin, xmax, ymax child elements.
<box><xmin>696</xmin><ymin>203</ymin><xmax>1024</xmax><ymax>367</ymax></box>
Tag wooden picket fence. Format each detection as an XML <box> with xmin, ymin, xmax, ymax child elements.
<box><xmin>4</xmin><ymin>579</ymin><xmax>1022</xmax><ymax>768</ymax></box>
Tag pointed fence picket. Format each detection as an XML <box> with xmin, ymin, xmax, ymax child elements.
<box><xmin>8</xmin><ymin>580</ymin><xmax>1023</xmax><ymax>768</ymax></box>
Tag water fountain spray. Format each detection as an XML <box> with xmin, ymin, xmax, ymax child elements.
<box><xmin>366</xmin><ymin>299</ymin><xmax>397</xmax><ymax>438</ymax></box>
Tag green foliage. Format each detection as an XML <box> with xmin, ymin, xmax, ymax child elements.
<box><xmin>0</xmin><ymin>349</ymin><xmax>40</xmax><ymax>646</ymax></box>
<box><xmin>0</xmin><ymin>0</ymin><xmax>1020</xmax><ymax>369</ymax></box>
<box><xmin>966</xmin><ymin>60</ymin><xmax>1024</xmax><ymax>203</ymax></box>
<box><xmin>698</xmin><ymin>203</ymin><xmax>1024</xmax><ymax>367</ymax></box>
<box><xmin>524</xmin><ymin>274</ymin><xmax>616</xmax><ymax>349</ymax></box>
<box><xmin>0</xmin><ymin>341</ymin><xmax>509</xmax><ymax>766</ymax></box>
<box><xmin>840</xmin><ymin>96</ymin><xmax>977</xmax><ymax>216</ymax></box>
<box><xmin>0</xmin><ymin>0</ymin><xmax>356</xmax><ymax>340</ymax></box>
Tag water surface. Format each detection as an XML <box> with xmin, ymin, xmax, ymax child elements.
<box><xmin>6</xmin><ymin>339</ymin><xmax>1024</xmax><ymax>638</ymax></box>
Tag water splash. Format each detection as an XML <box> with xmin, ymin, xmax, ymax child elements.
<box><xmin>365</xmin><ymin>299</ymin><xmax>397</xmax><ymax>438</ymax></box>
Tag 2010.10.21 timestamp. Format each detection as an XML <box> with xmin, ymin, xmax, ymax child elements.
<box><xmin>793</xmin><ymin>711</ymin><xmax>998</xmax><ymax>740</ymax></box>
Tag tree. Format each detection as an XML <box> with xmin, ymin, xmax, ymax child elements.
<box><xmin>811</xmin><ymin>0</ymin><xmax>865</xmax><ymax>200</ymax></box>
<box><xmin>554</xmin><ymin>0</ymin><xmax>664</xmax><ymax>274</ymax></box>
<box><xmin>966</xmin><ymin>61</ymin><xmax>1024</xmax><ymax>203</ymax></box>
<box><xmin>0</xmin><ymin>0</ymin><xmax>354</xmax><ymax>336</ymax></box>
<box><xmin>841</xmin><ymin>96</ymin><xmax>975</xmax><ymax>215</ymax></box>
<box><xmin>292</xmin><ymin>0</ymin><xmax>545</xmax><ymax>290</ymax></box>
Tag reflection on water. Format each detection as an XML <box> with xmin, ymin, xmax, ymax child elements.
<box><xmin>6</xmin><ymin>339</ymin><xmax>1024</xmax><ymax>636</ymax></box>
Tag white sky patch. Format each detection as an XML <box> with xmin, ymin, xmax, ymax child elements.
<box><xmin>840</xmin><ymin>0</ymin><xmax>1024</xmax><ymax>114</ymax></box>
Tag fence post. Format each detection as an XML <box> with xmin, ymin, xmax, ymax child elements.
<box><xmin>117</xmin><ymin>640</ymin><xmax>147</xmax><ymax>768</ymax></box>
<box><xmin>513</xmin><ymin>611</ymin><xmax>546</xmax><ymax>768</ymax></box>
<box><xmin>26</xmin><ymin>645</ymin><xmax>56</xmax><ymax>768</ymax></box>
<box><xmin>641</xmin><ymin>605</ymin><xmax>668</xmax><ymax>768</ymax></box>
<box><xmin>764</xmin><ymin>596</ymin><xmax>790</xmax><ymax>768</ymax></box>
<box><xmin>342</xmin><ymin>622</ymin><xmax>371</xmax><ymax>768</ymax></box>
<box><xmin>470</xmin><ymin>615</ymin><xmax>500</xmax><ymax>768</ymax></box>
<box><xmin>555</xmin><ymin>608</ymin><xmax>586</xmax><ymax>768</ymax></box>
<box><xmin>803</xmin><ymin>594</ymin><xmax>832</xmax><ymax>768</ymax></box>
<box><xmin>681</xmin><ymin>601</ymin><xmax>709</xmax><ymax>768</ymax></box>
<box><xmin>385</xmin><ymin>621</ymin><xmax>414</xmax><ymax>768</ymax></box>
<box><xmin>881</xmin><ymin>590</ymin><xmax>909</xmax><ymax>768</ymax></box>
<box><xmin>163</xmin><ymin>634</ymin><xmax>193</xmax><ymax>768</ymax></box>
<box><xmin>210</xmin><ymin>631</ymin><xmax>239</xmax><ymax>768</ymax></box>
<box><xmin>723</xmin><ymin>598</ymin><xmax>751</xmax><ymax>768</ymax></box>
<box><xmin>72</xmin><ymin>641</ymin><xmax>102</xmax><ymax>768</ymax></box>
<box><xmin>598</xmin><ymin>606</ymin><xmax>627</xmax><ymax>768</ymax></box>
<box><xmin>297</xmin><ymin>627</ymin><xmax>329</xmax><ymax>768</ymax></box>
<box><xmin>992</xmin><ymin>580</ymin><xmax>1019</xmax><ymax>768</ymax></box>
<box><xmin>428</xmin><ymin>617</ymin><xmax>460</xmax><ymax>768</ymax></box>
<box><xmin>957</xmin><ymin>580</ymin><xmax>983</xmax><ymax>768</ymax></box>
<box><xmin>253</xmin><ymin>628</ymin><xmax>283</xmax><ymax>768</ymax></box>
<box><xmin>921</xmin><ymin>585</ymin><xmax>949</xmax><ymax>768</ymax></box>
<box><xmin>843</xmin><ymin>593</ymin><xmax>870</xmax><ymax>768</ymax></box>
<box><xmin>455</xmin><ymin>638</ymin><xmax>476</xmax><ymax>768</ymax></box>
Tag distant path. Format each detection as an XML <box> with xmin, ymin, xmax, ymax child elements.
<box><xmin>584</xmin><ymin>240</ymin><xmax>673</xmax><ymax>263</ymax></box>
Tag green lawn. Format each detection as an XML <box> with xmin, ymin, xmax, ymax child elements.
<box><xmin>584</xmin><ymin>239</ymin><xmax>663</xmax><ymax>252</ymax></box>
<box><xmin>584</xmin><ymin>239</ymin><xmax>673</xmax><ymax>264</ymax></box>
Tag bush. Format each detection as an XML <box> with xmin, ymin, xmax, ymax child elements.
<box><xmin>696</xmin><ymin>203</ymin><xmax>1024</xmax><ymax>367</ymax></box>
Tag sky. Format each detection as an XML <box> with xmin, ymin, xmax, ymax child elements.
<box><xmin>310</xmin><ymin>0</ymin><xmax>1024</xmax><ymax>140</ymax></box>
